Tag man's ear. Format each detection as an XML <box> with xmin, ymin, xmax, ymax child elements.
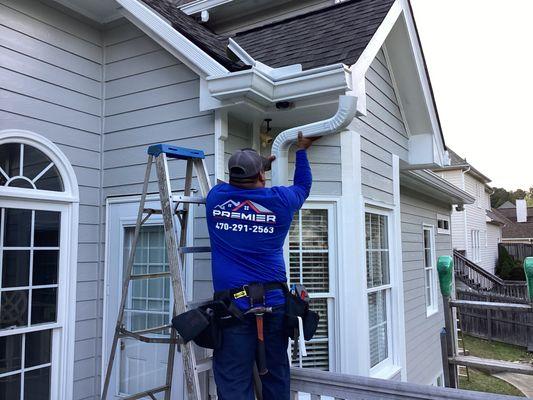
<box><xmin>259</xmin><ymin>171</ymin><xmax>267</xmax><ymax>184</ymax></box>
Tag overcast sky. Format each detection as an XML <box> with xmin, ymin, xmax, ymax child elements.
<box><xmin>409</xmin><ymin>0</ymin><xmax>533</xmax><ymax>190</ymax></box>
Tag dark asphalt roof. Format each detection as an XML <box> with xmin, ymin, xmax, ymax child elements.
<box><xmin>436</xmin><ymin>148</ymin><xmax>492</xmax><ymax>183</ymax></box>
<box><xmin>141</xmin><ymin>0</ymin><xmax>248</xmax><ymax>71</ymax></box>
<box><xmin>233</xmin><ymin>0</ymin><xmax>395</xmax><ymax>70</ymax></box>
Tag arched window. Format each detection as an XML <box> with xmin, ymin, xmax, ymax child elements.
<box><xmin>0</xmin><ymin>130</ymin><xmax>78</xmax><ymax>400</ymax></box>
<box><xmin>0</xmin><ymin>143</ymin><xmax>63</xmax><ymax>191</ymax></box>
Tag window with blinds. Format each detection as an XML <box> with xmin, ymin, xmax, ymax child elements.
<box><xmin>289</xmin><ymin>207</ymin><xmax>333</xmax><ymax>370</ymax></box>
<box><xmin>365</xmin><ymin>212</ymin><xmax>392</xmax><ymax>370</ymax></box>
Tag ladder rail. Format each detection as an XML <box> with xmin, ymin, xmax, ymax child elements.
<box><xmin>155</xmin><ymin>154</ymin><xmax>202</xmax><ymax>400</ymax></box>
<box><xmin>101</xmin><ymin>155</ymin><xmax>153</xmax><ymax>400</ymax></box>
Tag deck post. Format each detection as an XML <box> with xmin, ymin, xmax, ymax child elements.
<box><xmin>438</xmin><ymin>256</ymin><xmax>458</xmax><ymax>387</ymax></box>
<box><xmin>525</xmin><ymin>258</ymin><xmax>533</xmax><ymax>351</ymax></box>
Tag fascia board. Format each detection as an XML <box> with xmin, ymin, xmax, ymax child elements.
<box><xmin>206</xmin><ymin>65</ymin><xmax>349</xmax><ymax>105</ymax></box>
<box><xmin>401</xmin><ymin>170</ymin><xmax>475</xmax><ymax>205</ymax></box>
<box><xmin>116</xmin><ymin>0</ymin><xmax>228</xmax><ymax>77</ymax></box>
<box><xmin>350</xmin><ymin>0</ymin><xmax>402</xmax><ymax>114</ymax></box>
<box><xmin>180</xmin><ymin>0</ymin><xmax>233</xmax><ymax>15</ymax></box>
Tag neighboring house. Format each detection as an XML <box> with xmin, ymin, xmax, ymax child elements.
<box><xmin>0</xmin><ymin>0</ymin><xmax>475</xmax><ymax>399</ymax></box>
<box><xmin>498</xmin><ymin>199</ymin><xmax>533</xmax><ymax>243</ymax></box>
<box><xmin>434</xmin><ymin>149</ymin><xmax>501</xmax><ymax>274</ymax></box>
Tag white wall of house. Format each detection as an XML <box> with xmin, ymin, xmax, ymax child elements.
<box><xmin>437</xmin><ymin>169</ymin><xmax>500</xmax><ymax>273</ymax></box>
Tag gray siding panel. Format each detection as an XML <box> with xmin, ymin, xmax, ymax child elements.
<box><xmin>400</xmin><ymin>188</ymin><xmax>452</xmax><ymax>385</ymax></box>
<box><xmin>0</xmin><ymin>1</ymin><xmax>103</xmax><ymax>398</ymax></box>
<box><xmin>351</xmin><ymin>48</ymin><xmax>409</xmax><ymax>206</ymax></box>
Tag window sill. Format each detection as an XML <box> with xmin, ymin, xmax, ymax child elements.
<box><xmin>370</xmin><ymin>362</ymin><xmax>402</xmax><ymax>380</ymax></box>
<box><xmin>426</xmin><ymin>307</ymin><xmax>439</xmax><ymax>318</ymax></box>
<box><xmin>437</xmin><ymin>229</ymin><xmax>450</xmax><ymax>235</ymax></box>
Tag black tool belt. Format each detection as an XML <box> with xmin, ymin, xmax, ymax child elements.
<box><xmin>214</xmin><ymin>281</ymin><xmax>288</xmax><ymax>307</ymax></box>
<box><xmin>285</xmin><ymin>285</ymin><xmax>320</xmax><ymax>342</ymax></box>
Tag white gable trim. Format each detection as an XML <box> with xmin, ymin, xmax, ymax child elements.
<box><xmin>116</xmin><ymin>0</ymin><xmax>229</xmax><ymax>77</ymax></box>
<box><xmin>349</xmin><ymin>0</ymin><xmax>402</xmax><ymax>114</ymax></box>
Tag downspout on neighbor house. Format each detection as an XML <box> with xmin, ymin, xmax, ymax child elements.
<box><xmin>271</xmin><ymin>95</ymin><xmax>358</xmax><ymax>186</ymax></box>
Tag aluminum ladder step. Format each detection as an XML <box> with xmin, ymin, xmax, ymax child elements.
<box><xmin>179</xmin><ymin>246</ymin><xmax>211</xmax><ymax>254</ymax></box>
<box><xmin>130</xmin><ymin>271</ymin><xmax>170</xmax><ymax>280</ymax></box>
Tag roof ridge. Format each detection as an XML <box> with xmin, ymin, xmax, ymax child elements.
<box><xmin>233</xmin><ymin>0</ymin><xmax>371</xmax><ymax>37</ymax></box>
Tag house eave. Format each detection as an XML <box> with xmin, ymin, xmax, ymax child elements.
<box><xmin>400</xmin><ymin>169</ymin><xmax>475</xmax><ymax>206</ymax></box>
<box><xmin>204</xmin><ymin>64</ymin><xmax>352</xmax><ymax>110</ymax></box>
<box><xmin>116</xmin><ymin>0</ymin><xmax>229</xmax><ymax>77</ymax></box>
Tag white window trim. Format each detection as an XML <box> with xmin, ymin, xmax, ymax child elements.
<box><xmin>364</xmin><ymin>203</ymin><xmax>403</xmax><ymax>379</ymax></box>
<box><xmin>436</xmin><ymin>213</ymin><xmax>450</xmax><ymax>235</ymax></box>
<box><xmin>423</xmin><ymin>225</ymin><xmax>438</xmax><ymax>317</ymax></box>
<box><xmin>286</xmin><ymin>198</ymin><xmax>339</xmax><ymax>371</ymax></box>
<box><xmin>471</xmin><ymin>229</ymin><xmax>481</xmax><ymax>263</ymax></box>
<box><xmin>0</xmin><ymin>130</ymin><xmax>79</xmax><ymax>400</ymax></box>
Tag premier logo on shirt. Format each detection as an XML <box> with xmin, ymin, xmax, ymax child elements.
<box><xmin>212</xmin><ymin>199</ymin><xmax>276</xmax><ymax>223</ymax></box>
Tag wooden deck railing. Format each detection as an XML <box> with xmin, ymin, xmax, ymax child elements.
<box><xmin>289</xmin><ymin>367</ymin><xmax>523</xmax><ymax>399</ymax></box>
<box><xmin>453</xmin><ymin>250</ymin><xmax>528</xmax><ymax>300</ymax></box>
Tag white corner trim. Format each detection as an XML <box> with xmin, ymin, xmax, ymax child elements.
<box><xmin>116</xmin><ymin>0</ymin><xmax>228</xmax><ymax>77</ymax></box>
<box><xmin>214</xmin><ymin>109</ymin><xmax>228</xmax><ymax>181</ymax></box>
<box><xmin>180</xmin><ymin>0</ymin><xmax>233</xmax><ymax>15</ymax></box>
<box><xmin>349</xmin><ymin>0</ymin><xmax>402</xmax><ymax>114</ymax></box>
<box><xmin>338</xmin><ymin>129</ymin><xmax>367</xmax><ymax>375</ymax></box>
<box><xmin>392</xmin><ymin>154</ymin><xmax>407</xmax><ymax>381</ymax></box>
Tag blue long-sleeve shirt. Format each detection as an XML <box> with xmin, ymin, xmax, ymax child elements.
<box><xmin>206</xmin><ymin>149</ymin><xmax>312</xmax><ymax>309</ymax></box>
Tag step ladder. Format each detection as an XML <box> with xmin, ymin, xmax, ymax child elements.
<box><xmin>101</xmin><ymin>144</ymin><xmax>212</xmax><ymax>400</ymax></box>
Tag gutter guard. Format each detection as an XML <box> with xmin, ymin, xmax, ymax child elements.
<box><xmin>271</xmin><ymin>95</ymin><xmax>358</xmax><ymax>186</ymax></box>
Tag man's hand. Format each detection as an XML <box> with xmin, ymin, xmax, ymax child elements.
<box><xmin>297</xmin><ymin>131</ymin><xmax>321</xmax><ymax>150</ymax></box>
<box><xmin>263</xmin><ymin>154</ymin><xmax>276</xmax><ymax>171</ymax></box>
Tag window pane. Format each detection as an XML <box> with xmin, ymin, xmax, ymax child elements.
<box><xmin>297</xmin><ymin>341</ymin><xmax>329</xmax><ymax>370</ymax></box>
<box><xmin>25</xmin><ymin>329</ymin><xmax>52</xmax><ymax>368</ymax></box>
<box><xmin>0</xmin><ymin>143</ymin><xmax>21</xmax><ymax>179</ymax></box>
<box><xmin>365</xmin><ymin>213</ymin><xmax>390</xmax><ymax>289</ymax></box>
<box><xmin>34</xmin><ymin>164</ymin><xmax>63</xmax><ymax>192</ymax></box>
<box><xmin>424</xmin><ymin>249</ymin><xmax>432</xmax><ymax>269</ymax></box>
<box><xmin>300</xmin><ymin>209</ymin><xmax>328</xmax><ymax>250</ymax></box>
<box><xmin>368</xmin><ymin>291</ymin><xmax>388</xmax><ymax>367</ymax></box>
<box><xmin>2</xmin><ymin>250</ymin><xmax>30</xmax><ymax>288</ymax></box>
<box><xmin>31</xmin><ymin>288</ymin><xmax>57</xmax><ymax>325</ymax></box>
<box><xmin>3</xmin><ymin>208</ymin><xmax>32</xmax><ymax>247</ymax></box>
<box><xmin>33</xmin><ymin>250</ymin><xmax>59</xmax><ymax>285</ymax></box>
<box><xmin>289</xmin><ymin>213</ymin><xmax>300</xmax><ymax>250</ymax></box>
<box><xmin>24</xmin><ymin>366</ymin><xmax>51</xmax><ymax>400</ymax></box>
<box><xmin>423</xmin><ymin>229</ymin><xmax>431</xmax><ymax>248</ymax></box>
<box><xmin>23</xmin><ymin>145</ymin><xmax>51</xmax><ymax>181</ymax></box>
<box><xmin>301</xmin><ymin>253</ymin><xmax>329</xmax><ymax>292</ymax></box>
<box><xmin>0</xmin><ymin>373</ymin><xmax>20</xmax><ymax>399</ymax></box>
<box><xmin>34</xmin><ymin>211</ymin><xmax>60</xmax><ymax>247</ymax></box>
<box><xmin>0</xmin><ymin>334</ymin><xmax>22</xmax><ymax>374</ymax></box>
<box><xmin>9</xmin><ymin>178</ymin><xmax>34</xmax><ymax>189</ymax></box>
<box><xmin>0</xmin><ymin>290</ymin><xmax>28</xmax><ymax>329</ymax></box>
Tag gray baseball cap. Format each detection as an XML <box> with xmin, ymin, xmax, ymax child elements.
<box><xmin>228</xmin><ymin>148</ymin><xmax>271</xmax><ymax>181</ymax></box>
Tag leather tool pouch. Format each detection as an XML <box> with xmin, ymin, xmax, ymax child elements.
<box><xmin>284</xmin><ymin>287</ymin><xmax>320</xmax><ymax>341</ymax></box>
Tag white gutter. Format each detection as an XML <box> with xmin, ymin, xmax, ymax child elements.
<box><xmin>271</xmin><ymin>95</ymin><xmax>358</xmax><ymax>186</ymax></box>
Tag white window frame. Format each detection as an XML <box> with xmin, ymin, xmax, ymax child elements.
<box><xmin>471</xmin><ymin>229</ymin><xmax>481</xmax><ymax>262</ymax></box>
<box><xmin>287</xmin><ymin>201</ymin><xmax>337</xmax><ymax>371</ymax></box>
<box><xmin>423</xmin><ymin>225</ymin><xmax>438</xmax><ymax>317</ymax></box>
<box><xmin>0</xmin><ymin>130</ymin><xmax>79</xmax><ymax>400</ymax></box>
<box><xmin>364</xmin><ymin>204</ymin><xmax>402</xmax><ymax>379</ymax></box>
<box><xmin>436</xmin><ymin>214</ymin><xmax>450</xmax><ymax>235</ymax></box>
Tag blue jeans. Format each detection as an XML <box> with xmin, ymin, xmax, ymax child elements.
<box><xmin>213</xmin><ymin>306</ymin><xmax>290</xmax><ymax>400</ymax></box>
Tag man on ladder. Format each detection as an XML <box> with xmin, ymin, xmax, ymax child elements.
<box><xmin>206</xmin><ymin>132</ymin><xmax>318</xmax><ymax>400</ymax></box>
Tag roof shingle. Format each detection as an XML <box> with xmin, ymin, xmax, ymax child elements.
<box><xmin>233</xmin><ymin>0</ymin><xmax>395</xmax><ymax>70</ymax></box>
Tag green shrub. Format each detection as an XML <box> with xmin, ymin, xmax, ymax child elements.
<box><xmin>497</xmin><ymin>246</ymin><xmax>526</xmax><ymax>281</ymax></box>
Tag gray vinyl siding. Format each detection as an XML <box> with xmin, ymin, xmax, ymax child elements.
<box><xmin>400</xmin><ymin>188</ymin><xmax>451</xmax><ymax>385</ymax></box>
<box><xmin>0</xmin><ymin>0</ymin><xmax>103</xmax><ymax>398</ymax></box>
<box><xmin>350</xmin><ymin>48</ymin><xmax>409</xmax><ymax>206</ymax></box>
<box><xmin>100</xmin><ymin>20</ymin><xmax>216</xmax><ymax>394</ymax></box>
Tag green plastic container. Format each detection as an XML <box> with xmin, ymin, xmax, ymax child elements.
<box><xmin>437</xmin><ymin>255</ymin><xmax>454</xmax><ymax>298</ymax></box>
<box><xmin>524</xmin><ymin>257</ymin><xmax>533</xmax><ymax>302</ymax></box>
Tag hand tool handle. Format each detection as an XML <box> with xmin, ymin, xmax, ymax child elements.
<box><xmin>255</xmin><ymin>314</ymin><xmax>268</xmax><ymax>375</ymax></box>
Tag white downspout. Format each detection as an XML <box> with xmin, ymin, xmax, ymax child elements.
<box><xmin>271</xmin><ymin>95</ymin><xmax>358</xmax><ymax>186</ymax></box>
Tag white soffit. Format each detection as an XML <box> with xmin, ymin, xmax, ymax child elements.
<box><xmin>51</xmin><ymin>0</ymin><xmax>122</xmax><ymax>23</ymax></box>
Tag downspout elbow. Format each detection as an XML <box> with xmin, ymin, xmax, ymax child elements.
<box><xmin>271</xmin><ymin>95</ymin><xmax>357</xmax><ymax>186</ymax></box>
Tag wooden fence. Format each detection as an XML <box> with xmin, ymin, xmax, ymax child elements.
<box><xmin>456</xmin><ymin>290</ymin><xmax>533</xmax><ymax>348</ymax></box>
<box><xmin>500</xmin><ymin>242</ymin><xmax>533</xmax><ymax>263</ymax></box>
